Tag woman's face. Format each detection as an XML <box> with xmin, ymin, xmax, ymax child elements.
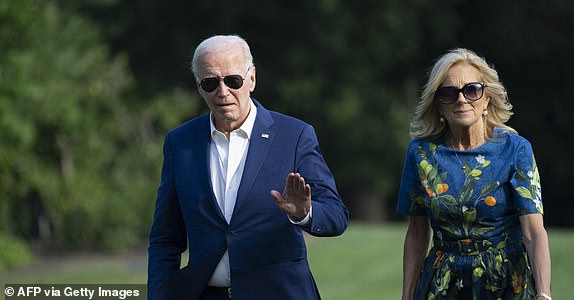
<box><xmin>437</xmin><ymin>63</ymin><xmax>489</xmax><ymax>131</ymax></box>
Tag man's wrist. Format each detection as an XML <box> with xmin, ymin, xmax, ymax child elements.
<box><xmin>288</xmin><ymin>205</ymin><xmax>312</xmax><ymax>226</ymax></box>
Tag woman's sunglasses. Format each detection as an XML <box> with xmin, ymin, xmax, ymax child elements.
<box><xmin>435</xmin><ymin>82</ymin><xmax>486</xmax><ymax>104</ymax></box>
<box><xmin>199</xmin><ymin>68</ymin><xmax>251</xmax><ymax>93</ymax></box>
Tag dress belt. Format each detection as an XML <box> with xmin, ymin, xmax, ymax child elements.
<box><xmin>433</xmin><ymin>238</ymin><xmax>493</xmax><ymax>255</ymax></box>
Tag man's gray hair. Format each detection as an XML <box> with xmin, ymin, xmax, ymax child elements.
<box><xmin>191</xmin><ymin>35</ymin><xmax>254</xmax><ymax>81</ymax></box>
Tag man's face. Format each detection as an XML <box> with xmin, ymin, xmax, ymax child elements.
<box><xmin>196</xmin><ymin>47</ymin><xmax>256</xmax><ymax>133</ymax></box>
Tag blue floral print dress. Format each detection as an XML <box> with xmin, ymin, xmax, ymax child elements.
<box><xmin>396</xmin><ymin>129</ymin><xmax>543</xmax><ymax>300</ymax></box>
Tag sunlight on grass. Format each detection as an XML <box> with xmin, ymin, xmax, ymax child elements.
<box><xmin>0</xmin><ymin>251</ymin><xmax>147</xmax><ymax>285</ymax></box>
<box><xmin>1</xmin><ymin>223</ymin><xmax>573</xmax><ymax>299</ymax></box>
<box><xmin>307</xmin><ymin>222</ymin><xmax>406</xmax><ymax>300</ymax></box>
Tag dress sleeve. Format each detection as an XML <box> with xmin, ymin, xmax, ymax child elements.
<box><xmin>396</xmin><ymin>142</ymin><xmax>427</xmax><ymax>216</ymax></box>
<box><xmin>510</xmin><ymin>139</ymin><xmax>544</xmax><ymax>215</ymax></box>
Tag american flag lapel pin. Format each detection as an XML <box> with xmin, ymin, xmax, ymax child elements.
<box><xmin>261</xmin><ymin>133</ymin><xmax>269</xmax><ymax>139</ymax></box>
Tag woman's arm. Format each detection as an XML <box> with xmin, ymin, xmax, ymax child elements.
<box><xmin>519</xmin><ymin>213</ymin><xmax>551</xmax><ymax>299</ymax></box>
<box><xmin>402</xmin><ymin>215</ymin><xmax>431</xmax><ymax>300</ymax></box>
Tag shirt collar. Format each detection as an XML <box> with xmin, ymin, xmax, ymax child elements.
<box><xmin>210</xmin><ymin>99</ymin><xmax>257</xmax><ymax>139</ymax></box>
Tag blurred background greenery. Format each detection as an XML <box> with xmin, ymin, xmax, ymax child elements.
<box><xmin>1</xmin><ymin>0</ymin><xmax>573</xmax><ymax>295</ymax></box>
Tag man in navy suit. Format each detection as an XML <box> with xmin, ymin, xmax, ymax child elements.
<box><xmin>148</xmin><ymin>34</ymin><xmax>349</xmax><ymax>300</ymax></box>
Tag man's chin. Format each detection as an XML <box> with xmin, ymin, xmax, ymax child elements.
<box><xmin>213</xmin><ymin>110</ymin><xmax>236</xmax><ymax>121</ymax></box>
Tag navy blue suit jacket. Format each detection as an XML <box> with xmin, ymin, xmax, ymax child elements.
<box><xmin>148</xmin><ymin>100</ymin><xmax>349</xmax><ymax>299</ymax></box>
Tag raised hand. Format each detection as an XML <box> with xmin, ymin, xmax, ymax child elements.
<box><xmin>270</xmin><ymin>173</ymin><xmax>311</xmax><ymax>221</ymax></box>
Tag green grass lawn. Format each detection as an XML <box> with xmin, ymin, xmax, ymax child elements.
<box><xmin>2</xmin><ymin>222</ymin><xmax>573</xmax><ymax>299</ymax></box>
<box><xmin>307</xmin><ymin>223</ymin><xmax>405</xmax><ymax>299</ymax></box>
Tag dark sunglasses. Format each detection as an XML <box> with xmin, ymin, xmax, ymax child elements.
<box><xmin>199</xmin><ymin>68</ymin><xmax>251</xmax><ymax>93</ymax></box>
<box><xmin>435</xmin><ymin>82</ymin><xmax>486</xmax><ymax>104</ymax></box>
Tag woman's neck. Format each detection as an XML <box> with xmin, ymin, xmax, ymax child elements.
<box><xmin>446</xmin><ymin>127</ymin><xmax>486</xmax><ymax>150</ymax></box>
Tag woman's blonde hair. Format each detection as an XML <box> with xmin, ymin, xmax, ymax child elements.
<box><xmin>410</xmin><ymin>48</ymin><xmax>516</xmax><ymax>140</ymax></box>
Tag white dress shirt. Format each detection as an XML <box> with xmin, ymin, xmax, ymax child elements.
<box><xmin>207</xmin><ymin>100</ymin><xmax>257</xmax><ymax>287</ymax></box>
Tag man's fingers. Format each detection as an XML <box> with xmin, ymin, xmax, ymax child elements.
<box><xmin>270</xmin><ymin>190</ymin><xmax>283</xmax><ymax>203</ymax></box>
<box><xmin>285</xmin><ymin>173</ymin><xmax>295</xmax><ymax>193</ymax></box>
<box><xmin>273</xmin><ymin>173</ymin><xmax>310</xmax><ymax>205</ymax></box>
<box><xmin>304</xmin><ymin>184</ymin><xmax>311</xmax><ymax>197</ymax></box>
<box><xmin>289</xmin><ymin>173</ymin><xmax>306</xmax><ymax>196</ymax></box>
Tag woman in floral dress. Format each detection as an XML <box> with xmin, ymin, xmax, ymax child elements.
<box><xmin>397</xmin><ymin>48</ymin><xmax>551</xmax><ymax>300</ymax></box>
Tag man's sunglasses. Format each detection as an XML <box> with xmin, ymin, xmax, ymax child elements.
<box><xmin>199</xmin><ymin>68</ymin><xmax>251</xmax><ymax>93</ymax></box>
<box><xmin>435</xmin><ymin>82</ymin><xmax>486</xmax><ymax>104</ymax></box>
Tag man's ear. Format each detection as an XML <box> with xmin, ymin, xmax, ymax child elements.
<box><xmin>249</xmin><ymin>67</ymin><xmax>256</xmax><ymax>92</ymax></box>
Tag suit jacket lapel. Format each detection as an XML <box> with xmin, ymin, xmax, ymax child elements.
<box><xmin>232</xmin><ymin>100</ymin><xmax>275</xmax><ymax>219</ymax></box>
<box><xmin>192</xmin><ymin>115</ymin><xmax>227</xmax><ymax>222</ymax></box>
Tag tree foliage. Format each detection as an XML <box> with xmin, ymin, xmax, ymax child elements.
<box><xmin>81</xmin><ymin>0</ymin><xmax>574</xmax><ymax>226</ymax></box>
<box><xmin>1</xmin><ymin>0</ymin><xmax>573</xmax><ymax>255</ymax></box>
<box><xmin>0</xmin><ymin>0</ymin><xmax>197</xmax><ymax>252</ymax></box>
